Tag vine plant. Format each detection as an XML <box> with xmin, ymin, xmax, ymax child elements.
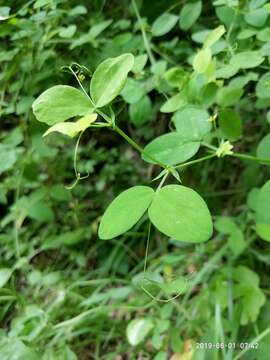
<box><xmin>32</xmin><ymin>34</ymin><xmax>270</xmax><ymax>283</ymax></box>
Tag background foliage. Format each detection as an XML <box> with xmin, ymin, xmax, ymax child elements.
<box><xmin>1</xmin><ymin>0</ymin><xmax>270</xmax><ymax>359</ymax></box>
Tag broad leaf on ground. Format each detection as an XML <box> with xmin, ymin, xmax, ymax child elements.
<box><xmin>126</xmin><ymin>318</ymin><xmax>154</xmax><ymax>346</ymax></box>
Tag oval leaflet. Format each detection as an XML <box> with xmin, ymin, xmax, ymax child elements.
<box><xmin>148</xmin><ymin>185</ymin><xmax>213</xmax><ymax>243</ymax></box>
<box><xmin>98</xmin><ymin>186</ymin><xmax>154</xmax><ymax>240</ymax></box>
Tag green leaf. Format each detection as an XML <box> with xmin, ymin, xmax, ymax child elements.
<box><xmin>217</xmin><ymin>86</ymin><xmax>243</xmax><ymax>107</ymax></box>
<box><xmin>256</xmin><ymin>223</ymin><xmax>270</xmax><ymax>242</ymax></box>
<box><xmin>132</xmin><ymin>54</ymin><xmax>148</xmax><ymax>73</ymax></box>
<box><xmin>215</xmin><ymin>217</ymin><xmax>246</xmax><ymax>255</ymax></box>
<box><xmin>129</xmin><ymin>95</ymin><xmax>152</xmax><ymax>127</ymax></box>
<box><xmin>151</xmin><ymin>60</ymin><xmax>167</xmax><ymax>76</ymax></box>
<box><xmin>201</xmin><ymin>83</ymin><xmax>219</xmax><ymax>107</ymax></box>
<box><xmin>244</xmin><ymin>8</ymin><xmax>268</xmax><ymax>27</ymax></box>
<box><xmin>215</xmin><ymin>217</ymin><xmax>237</xmax><ymax>234</ymax></box>
<box><xmin>154</xmin><ymin>351</ymin><xmax>166</xmax><ymax>360</ymax></box>
<box><xmin>234</xmin><ymin>266</ymin><xmax>260</xmax><ymax>289</ymax></box>
<box><xmin>228</xmin><ymin>227</ymin><xmax>246</xmax><ymax>256</ymax></box>
<box><xmin>59</xmin><ymin>25</ymin><xmax>76</xmax><ymax>38</ymax></box>
<box><xmin>43</xmin><ymin>113</ymin><xmax>97</xmax><ymax>138</ymax></box>
<box><xmin>233</xmin><ymin>266</ymin><xmax>266</xmax><ymax>325</ymax></box>
<box><xmin>88</xmin><ymin>19</ymin><xmax>112</xmax><ymax>38</ymax></box>
<box><xmin>163</xmin><ymin>67</ymin><xmax>186</xmax><ymax>88</ymax></box>
<box><xmin>98</xmin><ymin>186</ymin><xmax>154</xmax><ymax>240</ymax></box>
<box><xmin>172</xmin><ymin>106</ymin><xmax>211</xmax><ymax>141</ymax></box>
<box><xmin>219</xmin><ymin>109</ymin><xmax>242</xmax><ymax>141</ymax></box>
<box><xmin>247</xmin><ymin>188</ymin><xmax>259</xmax><ymax>211</ymax></box>
<box><xmin>230</xmin><ymin>73</ymin><xmax>258</xmax><ymax>88</ymax></box>
<box><xmin>170</xmin><ymin>327</ymin><xmax>183</xmax><ymax>353</ymax></box>
<box><xmin>0</xmin><ymin>268</ymin><xmax>12</xmax><ymax>288</ymax></box>
<box><xmin>216</xmin><ymin>64</ymin><xmax>239</xmax><ymax>79</ymax></box>
<box><xmin>152</xmin><ymin>13</ymin><xmax>178</xmax><ymax>37</ymax></box>
<box><xmin>216</xmin><ymin>5</ymin><xmax>236</xmax><ymax>27</ymax></box>
<box><xmin>257</xmin><ymin>27</ymin><xmax>270</xmax><ymax>41</ymax></box>
<box><xmin>203</xmin><ymin>25</ymin><xmax>226</xmax><ymax>48</ymax></box>
<box><xmin>230</xmin><ymin>51</ymin><xmax>264</xmax><ymax>69</ymax></box>
<box><xmin>256</xmin><ymin>72</ymin><xmax>270</xmax><ymax>98</ymax></box>
<box><xmin>249</xmin><ymin>1</ymin><xmax>268</xmax><ymax>10</ymax></box>
<box><xmin>133</xmin><ymin>272</ymin><xmax>163</xmax><ymax>297</ymax></box>
<box><xmin>142</xmin><ymin>133</ymin><xmax>200</xmax><ymax>166</ymax></box>
<box><xmin>90</xmin><ymin>53</ymin><xmax>134</xmax><ymax>107</ymax></box>
<box><xmin>0</xmin><ymin>145</ymin><xmax>18</xmax><ymax>174</ymax></box>
<box><xmin>160</xmin><ymin>92</ymin><xmax>187</xmax><ymax>113</ymax></box>
<box><xmin>257</xmin><ymin>134</ymin><xmax>270</xmax><ymax>158</ymax></box>
<box><xmin>179</xmin><ymin>1</ymin><xmax>202</xmax><ymax>30</ymax></box>
<box><xmin>28</xmin><ymin>201</ymin><xmax>54</xmax><ymax>222</ymax></box>
<box><xmin>193</xmin><ymin>48</ymin><xmax>212</xmax><ymax>73</ymax></box>
<box><xmin>32</xmin><ymin>85</ymin><xmax>92</xmax><ymax>125</ymax></box>
<box><xmin>126</xmin><ymin>319</ymin><xmax>154</xmax><ymax>346</ymax></box>
<box><xmin>237</xmin><ymin>28</ymin><xmax>258</xmax><ymax>40</ymax></box>
<box><xmin>148</xmin><ymin>185</ymin><xmax>213</xmax><ymax>243</ymax></box>
<box><xmin>240</xmin><ymin>286</ymin><xmax>266</xmax><ymax>325</ymax></box>
<box><xmin>70</xmin><ymin>20</ymin><xmax>112</xmax><ymax>49</ymax></box>
<box><xmin>121</xmin><ymin>78</ymin><xmax>145</xmax><ymax>104</ymax></box>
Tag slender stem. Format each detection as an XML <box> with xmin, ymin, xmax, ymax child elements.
<box><xmin>66</xmin><ymin>131</ymin><xmax>89</xmax><ymax>190</ymax></box>
<box><xmin>69</xmin><ymin>67</ymin><xmax>93</xmax><ymax>104</ymax></box>
<box><xmin>231</xmin><ymin>152</ymin><xmax>270</xmax><ymax>165</ymax></box>
<box><xmin>157</xmin><ymin>171</ymin><xmax>169</xmax><ymax>190</ymax></box>
<box><xmin>202</xmin><ymin>142</ymin><xmax>218</xmax><ymax>151</ymax></box>
<box><xmin>113</xmin><ymin>124</ymin><xmax>167</xmax><ymax>168</ymax></box>
<box><xmin>233</xmin><ymin>325</ymin><xmax>270</xmax><ymax>360</ymax></box>
<box><xmin>143</xmin><ymin>222</ymin><xmax>151</xmax><ymax>273</ymax></box>
<box><xmin>175</xmin><ymin>153</ymin><xmax>216</xmax><ymax>169</ymax></box>
<box><xmin>151</xmin><ymin>44</ymin><xmax>177</xmax><ymax>65</ymax></box>
<box><xmin>73</xmin><ymin>131</ymin><xmax>83</xmax><ymax>178</ymax></box>
<box><xmin>131</xmin><ymin>0</ymin><xmax>155</xmax><ymax>65</ymax></box>
<box><xmin>96</xmin><ymin>109</ymin><xmax>111</xmax><ymax>123</ymax></box>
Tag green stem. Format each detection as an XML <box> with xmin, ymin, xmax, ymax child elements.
<box><xmin>113</xmin><ymin>125</ymin><xmax>167</xmax><ymax>168</ymax></box>
<box><xmin>175</xmin><ymin>153</ymin><xmax>216</xmax><ymax>169</ymax></box>
<box><xmin>96</xmin><ymin>109</ymin><xmax>111</xmax><ymax>123</ymax></box>
<box><xmin>72</xmin><ymin>132</ymin><xmax>82</xmax><ymax>178</ymax></box>
<box><xmin>143</xmin><ymin>222</ymin><xmax>151</xmax><ymax>273</ymax></box>
<box><xmin>233</xmin><ymin>325</ymin><xmax>270</xmax><ymax>360</ymax></box>
<box><xmin>157</xmin><ymin>171</ymin><xmax>169</xmax><ymax>190</ymax></box>
<box><xmin>131</xmin><ymin>0</ymin><xmax>155</xmax><ymax>65</ymax></box>
<box><xmin>69</xmin><ymin>66</ymin><xmax>94</xmax><ymax>106</ymax></box>
<box><xmin>231</xmin><ymin>152</ymin><xmax>270</xmax><ymax>165</ymax></box>
<box><xmin>66</xmin><ymin>131</ymin><xmax>89</xmax><ymax>190</ymax></box>
<box><xmin>201</xmin><ymin>142</ymin><xmax>218</xmax><ymax>151</ymax></box>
